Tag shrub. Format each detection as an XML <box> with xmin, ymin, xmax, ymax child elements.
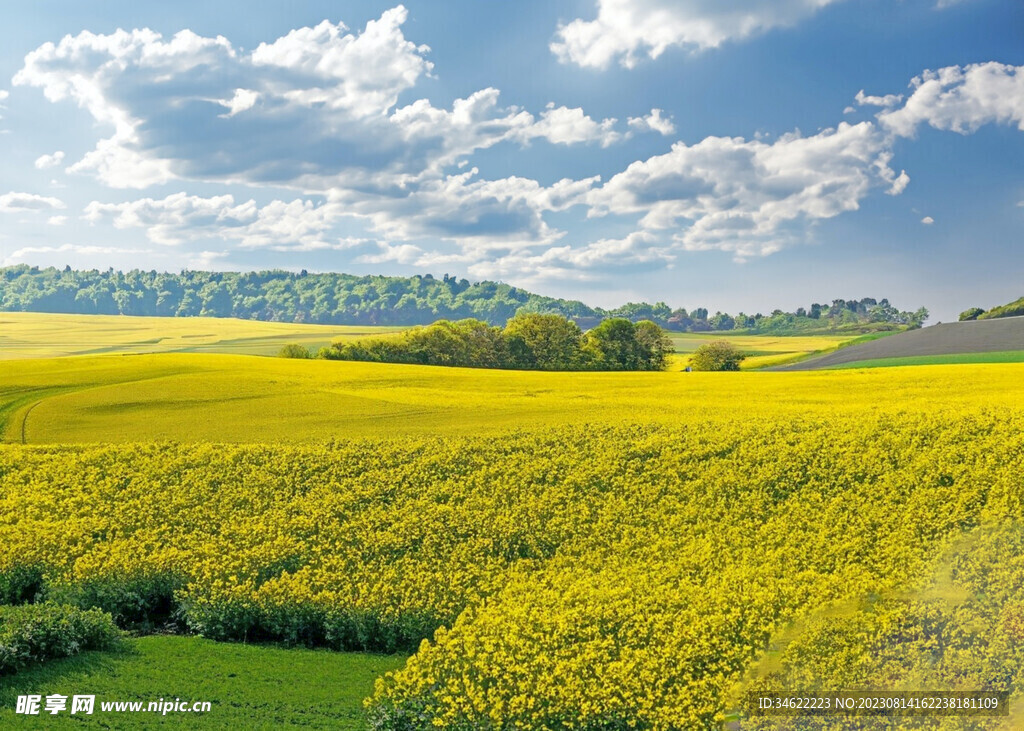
<box><xmin>959</xmin><ymin>307</ymin><xmax>985</xmax><ymax>322</ymax></box>
<box><xmin>0</xmin><ymin>603</ymin><xmax>121</xmax><ymax>675</ymax></box>
<box><xmin>278</xmin><ymin>343</ymin><xmax>312</xmax><ymax>359</ymax></box>
<box><xmin>690</xmin><ymin>341</ymin><xmax>745</xmax><ymax>371</ymax></box>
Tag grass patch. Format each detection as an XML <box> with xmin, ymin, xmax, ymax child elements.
<box><xmin>828</xmin><ymin>350</ymin><xmax>1024</xmax><ymax>369</ymax></box>
<box><xmin>0</xmin><ymin>635</ymin><xmax>406</xmax><ymax>729</ymax></box>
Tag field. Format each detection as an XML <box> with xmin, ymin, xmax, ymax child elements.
<box><xmin>666</xmin><ymin>332</ymin><xmax>860</xmax><ymax>369</ymax></box>
<box><xmin>0</xmin><ymin>635</ymin><xmax>405</xmax><ymax>729</ymax></box>
<box><xmin>778</xmin><ymin>316</ymin><xmax>1024</xmax><ymax>370</ymax></box>
<box><xmin>831</xmin><ymin>350</ymin><xmax>1024</xmax><ymax>369</ymax></box>
<box><xmin>2</xmin><ymin>354</ymin><xmax>1022</xmax><ymax>444</ymax></box>
<box><xmin>2</xmin><ymin>314</ymin><xmax>1023</xmax><ymax>729</ymax></box>
<box><xmin>0</xmin><ymin>311</ymin><xmax>405</xmax><ymax>360</ymax></box>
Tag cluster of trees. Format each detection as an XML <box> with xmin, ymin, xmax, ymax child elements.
<box><xmin>315</xmin><ymin>314</ymin><xmax>674</xmax><ymax>371</ymax></box>
<box><xmin>960</xmin><ymin>295</ymin><xmax>1024</xmax><ymax>321</ymax></box>
<box><xmin>0</xmin><ymin>266</ymin><xmax>927</xmax><ymax>334</ymax></box>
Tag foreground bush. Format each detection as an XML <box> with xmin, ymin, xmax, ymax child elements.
<box><xmin>0</xmin><ymin>603</ymin><xmax>121</xmax><ymax>675</ymax></box>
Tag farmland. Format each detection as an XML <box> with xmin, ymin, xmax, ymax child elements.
<box><xmin>2</xmin><ymin>314</ymin><xmax>1023</xmax><ymax>729</ymax></box>
<box><xmin>1</xmin><ymin>342</ymin><xmax>1023</xmax><ymax>727</ymax></box>
<box><xmin>0</xmin><ymin>311</ymin><xmax>405</xmax><ymax>360</ymax></box>
<box><xmin>2</xmin><ymin>354</ymin><xmax>1023</xmax><ymax>444</ymax></box>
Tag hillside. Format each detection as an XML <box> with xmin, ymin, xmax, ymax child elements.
<box><xmin>976</xmin><ymin>295</ymin><xmax>1024</xmax><ymax>320</ymax></box>
<box><xmin>0</xmin><ymin>265</ymin><xmax>925</xmax><ymax>334</ymax></box>
<box><xmin>773</xmin><ymin>316</ymin><xmax>1024</xmax><ymax>370</ymax></box>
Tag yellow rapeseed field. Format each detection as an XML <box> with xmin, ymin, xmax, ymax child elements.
<box><xmin>1</xmin><ymin>354</ymin><xmax>1023</xmax><ymax>728</ymax></box>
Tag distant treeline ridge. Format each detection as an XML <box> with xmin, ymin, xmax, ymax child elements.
<box><xmin>0</xmin><ymin>266</ymin><xmax>928</xmax><ymax>333</ymax></box>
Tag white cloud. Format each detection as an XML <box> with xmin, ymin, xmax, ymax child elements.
<box><xmin>218</xmin><ymin>89</ymin><xmax>259</xmax><ymax>117</ymax></box>
<box><xmin>13</xmin><ymin>9</ymin><xmax>626</xmax><ymax>205</ymax></box>
<box><xmin>0</xmin><ymin>90</ymin><xmax>8</xmax><ymax>101</ymax></box>
<box><xmin>921</xmin><ymin>215</ymin><xmax>934</xmax><ymax>224</ymax></box>
<box><xmin>855</xmin><ymin>89</ymin><xmax>902</xmax><ymax>108</ymax></box>
<box><xmin>83</xmin><ymin>192</ymin><xmax>343</xmax><ymax>251</ymax></box>
<box><xmin>521</xmin><ymin>103</ymin><xmax>621</xmax><ymax>146</ymax></box>
<box><xmin>627</xmin><ymin>108</ymin><xmax>676</xmax><ymax>136</ymax></box>
<box><xmin>47</xmin><ymin>215</ymin><xmax>67</xmax><ymax>226</ymax></box>
<box><xmin>879</xmin><ymin>62</ymin><xmax>1024</xmax><ymax>138</ymax></box>
<box><xmin>551</xmin><ymin>0</ymin><xmax>848</xmax><ymax>69</ymax></box>
<box><xmin>587</xmin><ymin>121</ymin><xmax>904</xmax><ymax>260</ymax></box>
<box><xmin>843</xmin><ymin>106</ymin><xmax>856</xmax><ymax>114</ymax></box>
<box><xmin>0</xmin><ymin>191</ymin><xmax>66</xmax><ymax>212</ymax></box>
<box><xmin>2</xmin><ymin>243</ymin><xmax>150</xmax><ymax>266</ymax></box>
<box><xmin>34</xmin><ymin>151</ymin><xmax>65</xmax><ymax>169</ymax></box>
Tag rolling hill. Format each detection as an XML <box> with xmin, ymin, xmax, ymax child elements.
<box><xmin>773</xmin><ymin>316</ymin><xmax>1024</xmax><ymax>370</ymax></box>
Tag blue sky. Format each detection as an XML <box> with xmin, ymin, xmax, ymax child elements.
<box><xmin>0</xmin><ymin>0</ymin><xmax>1021</xmax><ymax>321</ymax></box>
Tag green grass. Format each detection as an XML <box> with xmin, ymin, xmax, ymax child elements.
<box><xmin>0</xmin><ymin>635</ymin><xmax>406</xmax><ymax>729</ymax></box>
<box><xmin>828</xmin><ymin>350</ymin><xmax>1024</xmax><ymax>369</ymax></box>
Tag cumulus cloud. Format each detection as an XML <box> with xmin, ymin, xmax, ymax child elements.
<box><xmin>0</xmin><ymin>90</ymin><xmax>8</xmax><ymax>101</ymax></box>
<box><xmin>921</xmin><ymin>215</ymin><xmax>934</xmax><ymax>224</ymax></box>
<box><xmin>83</xmin><ymin>192</ymin><xmax>344</xmax><ymax>251</ymax></box>
<box><xmin>47</xmin><ymin>215</ymin><xmax>68</xmax><ymax>226</ymax></box>
<box><xmin>0</xmin><ymin>191</ymin><xmax>66</xmax><ymax>212</ymax></box>
<box><xmin>627</xmin><ymin>108</ymin><xmax>676</xmax><ymax>136</ymax></box>
<box><xmin>855</xmin><ymin>89</ymin><xmax>903</xmax><ymax>108</ymax></box>
<box><xmin>34</xmin><ymin>151</ymin><xmax>65</xmax><ymax>169</ymax></box>
<box><xmin>2</xmin><ymin>243</ymin><xmax>150</xmax><ymax>266</ymax></box>
<box><xmin>521</xmin><ymin>103</ymin><xmax>622</xmax><ymax>146</ymax></box>
<box><xmin>587</xmin><ymin>122</ymin><xmax>905</xmax><ymax>260</ymax></box>
<box><xmin>13</xmin><ymin>8</ymin><xmax>627</xmax><ymax>195</ymax></box>
<box><xmin>879</xmin><ymin>62</ymin><xmax>1024</xmax><ymax>138</ymax></box>
<box><xmin>551</xmin><ymin>0</ymin><xmax>848</xmax><ymax>69</ymax></box>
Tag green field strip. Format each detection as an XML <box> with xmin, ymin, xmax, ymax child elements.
<box><xmin>827</xmin><ymin>350</ymin><xmax>1024</xmax><ymax>369</ymax></box>
<box><xmin>0</xmin><ymin>636</ymin><xmax>407</xmax><ymax>729</ymax></box>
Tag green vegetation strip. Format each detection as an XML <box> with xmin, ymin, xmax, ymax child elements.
<box><xmin>827</xmin><ymin>350</ymin><xmax>1024</xmax><ymax>369</ymax></box>
<box><xmin>0</xmin><ymin>636</ymin><xmax>406</xmax><ymax>729</ymax></box>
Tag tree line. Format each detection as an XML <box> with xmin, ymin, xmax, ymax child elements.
<box><xmin>310</xmin><ymin>314</ymin><xmax>674</xmax><ymax>371</ymax></box>
<box><xmin>0</xmin><ymin>265</ymin><xmax>927</xmax><ymax>333</ymax></box>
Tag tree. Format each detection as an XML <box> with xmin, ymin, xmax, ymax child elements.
<box><xmin>689</xmin><ymin>341</ymin><xmax>744</xmax><ymax>371</ymax></box>
<box><xmin>583</xmin><ymin>318</ymin><xmax>643</xmax><ymax>370</ymax></box>
<box><xmin>504</xmin><ymin>313</ymin><xmax>584</xmax><ymax>370</ymax></box>
<box><xmin>633</xmin><ymin>320</ymin><xmax>674</xmax><ymax>371</ymax></box>
<box><xmin>959</xmin><ymin>307</ymin><xmax>985</xmax><ymax>322</ymax></box>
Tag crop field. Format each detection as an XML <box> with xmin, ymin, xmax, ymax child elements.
<box><xmin>0</xmin><ymin>311</ymin><xmax>405</xmax><ymax>360</ymax></box>
<box><xmin>2</xmin><ymin>350</ymin><xmax>1024</xmax><ymax>728</ymax></box>
<box><xmin>1</xmin><ymin>354</ymin><xmax>1023</xmax><ymax>444</ymax></box>
<box><xmin>666</xmin><ymin>332</ymin><xmax>862</xmax><ymax>369</ymax></box>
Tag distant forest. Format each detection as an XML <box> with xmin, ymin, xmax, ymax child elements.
<box><xmin>0</xmin><ymin>266</ymin><xmax>928</xmax><ymax>334</ymax></box>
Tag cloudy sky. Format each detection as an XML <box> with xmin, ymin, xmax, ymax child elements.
<box><xmin>0</xmin><ymin>1</ymin><xmax>1021</xmax><ymax>320</ymax></box>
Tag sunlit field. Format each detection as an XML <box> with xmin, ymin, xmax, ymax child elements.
<box><xmin>2</xmin><ymin>354</ymin><xmax>1023</xmax><ymax>444</ymax></box>
<box><xmin>2</xmin><ymin>358</ymin><xmax>1023</xmax><ymax>727</ymax></box>
<box><xmin>0</xmin><ymin>311</ymin><xmax>405</xmax><ymax>360</ymax></box>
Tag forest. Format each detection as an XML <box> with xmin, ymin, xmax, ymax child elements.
<box><xmin>0</xmin><ymin>266</ymin><xmax>928</xmax><ymax>334</ymax></box>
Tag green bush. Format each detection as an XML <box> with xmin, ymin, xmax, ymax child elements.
<box><xmin>0</xmin><ymin>603</ymin><xmax>121</xmax><ymax>675</ymax></box>
<box><xmin>278</xmin><ymin>343</ymin><xmax>312</xmax><ymax>359</ymax></box>
<box><xmin>959</xmin><ymin>307</ymin><xmax>985</xmax><ymax>321</ymax></box>
<box><xmin>690</xmin><ymin>341</ymin><xmax>745</xmax><ymax>371</ymax></box>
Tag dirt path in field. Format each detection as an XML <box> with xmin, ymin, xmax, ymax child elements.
<box><xmin>772</xmin><ymin>316</ymin><xmax>1024</xmax><ymax>370</ymax></box>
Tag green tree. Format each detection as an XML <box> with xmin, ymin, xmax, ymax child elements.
<box><xmin>959</xmin><ymin>307</ymin><xmax>985</xmax><ymax>322</ymax></box>
<box><xmin>633</xmin><ymin>320</ymin><xmax>674</xmax><ymax>371</ymax></box>
<box><xmin>583</xmin><ymin>318</ymin><xmax>643</xmax><ymax>370</ymax></box>
<box><xmin>504</xmin><ymin>313</ymin><xmax>584</xmax><ymax>370</ymax></box>
<box><xmin>690</xmin><ymin>341</ymin><xmax>744</xmax><ymax>371</ymax></box>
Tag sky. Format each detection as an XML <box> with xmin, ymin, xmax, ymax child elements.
<box><xmin>0</xmin><ymin>1</ymin><xmax>1021</xmax><ymax>321</ymax></box>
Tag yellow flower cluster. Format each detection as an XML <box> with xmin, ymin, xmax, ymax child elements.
<box><xmin>1</xmin><ymin>407</ymin><xmax>1022</xmax><ymax>728</ymax></box>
